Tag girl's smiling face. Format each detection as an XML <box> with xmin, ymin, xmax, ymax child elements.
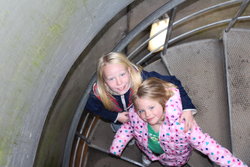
<box><xmin>103</xmin><ymin>63</ymin><xmax>131</xmax><ymax>95</ymax></box>
<box><xmin>135</xmin><ymin>97</ymin><xmax>165</xmax><ymax>126</ymax></box>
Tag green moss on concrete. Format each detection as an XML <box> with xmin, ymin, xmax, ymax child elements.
<box><xmin>0</xmin><ymin>0</ymin><xmax>79</xmax><ymax>166</ymax></box>
<box><xmin>0</xmin><ymin>139</ymin><xmax>9</xmax><ymax>166</ymax></box>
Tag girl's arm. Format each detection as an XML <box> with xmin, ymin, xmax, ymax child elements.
<box><xmin>189</xmin><ymin>122</ymin><xmax>247</xmax><ymax>167</ymax></box>
<box><xmin>85</xmin><ymin>93</ymin><xmax>118</xmax><ymax>122</ymax></box>
<box><xmin>109</xmin><ymin>121</ymin><xmax>134</xmax><ymax>156</ymax></box>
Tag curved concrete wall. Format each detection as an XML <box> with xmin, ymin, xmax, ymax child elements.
<box><xmin>0</xmin><ymin>0</ymin><xmax>132</xmax><ymax>166</ymax></box>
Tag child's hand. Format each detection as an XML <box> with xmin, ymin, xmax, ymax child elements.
<box><xmin>117</xmin><ymin>112</ymin><xmax>129</xmax><ymax>123</ymax></box>
<box><xmin>179</xmin><ymin>110</ymin><xmax>195</xmax><ymax>132</ymax></box>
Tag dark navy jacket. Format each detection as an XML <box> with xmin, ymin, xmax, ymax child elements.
<box><xmin>85</xmin><ymin>70</ymin><xmax>196</xmax><ymax>122</ymax></box>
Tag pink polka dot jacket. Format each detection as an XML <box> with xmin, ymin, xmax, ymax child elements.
<box><xmin>110</xmin><ymin>88</ymin><xmax>247</xmax><ymax>167</ymax></box>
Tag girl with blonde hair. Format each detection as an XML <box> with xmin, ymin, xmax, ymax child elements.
<box><xmin>110</xmin><ymin>77</ymin><xmax>247</xmax><ymax>167</ymax></box>
<box><xmin>85</xmin><ymin>52</ymin><xmax>196</xmax><ymax>132</ymax></box>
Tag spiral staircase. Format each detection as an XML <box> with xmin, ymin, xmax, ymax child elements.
<box><xmin>64</xmin><ymin>1</ymin><xmax>250</xmax><ymax>167</ymax></box>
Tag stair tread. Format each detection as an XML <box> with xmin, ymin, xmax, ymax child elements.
<box><xmin>223</xmin><ymin>28</ymin><xmax>250</xmax><ymax>164</ymax></box>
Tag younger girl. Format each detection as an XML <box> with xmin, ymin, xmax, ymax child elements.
<box><xmin>110</xmin><ymin>77</ymin><xmax>247</xmax><ymax>167</ymax></box>
<box><xmin>85</xmin><ymin>52</ymin><xmax>196</xmax><ymax>132</ymax></box>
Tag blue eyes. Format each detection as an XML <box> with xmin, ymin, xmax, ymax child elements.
<box><xmin>137</xmin><ymin>106</ymin><xmax>154</xmax><ymax>114</ymax></box>
<box><xmin>138</xmin><ymin>110</ymin><xmax>145</xmax><ymax>114</ymax></box>
<box><xmin>106</xmin><ymin>72</ymin><xmax>126</xmax><ymax>81</ymax></box>
<box><xmin>149</xmin><ymin>106</ymin><xmax>154</xmax><ymax>110</ymax></box>
<box><xmin>120</xmin><ymin>73</ymin><xmax>126</xmax><ymax>76</ymax></box>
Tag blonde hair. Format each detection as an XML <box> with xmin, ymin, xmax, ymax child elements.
<box><xmin>96</xmin><ymin>52</ymin><xmax>142</xmax><ymax>110</ymax></box>
<box><xmin>133</xmin><ymin>77</ymin><xmax>177</xmax><ymax>111</ymax></box>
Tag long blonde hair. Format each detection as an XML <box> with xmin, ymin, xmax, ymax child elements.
<box><xmin>133</xmin><ymin>77</ymin><xmax>177</xmax><ymax>111</ymax></box>
<box><xmin>96</xmin><ymin>52</ymin><xmax>142</xmax><ymax>110</ymax></box>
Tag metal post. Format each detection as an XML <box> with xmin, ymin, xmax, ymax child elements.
<box><xmin>225</xmin><ymin>0</ymin><xmax>250</xmax><ymax>32</ymax></box>
<box><xmin>163</xmin><ymin>7</ymin><xmax>177</xmax><ymax>55</ymax></box>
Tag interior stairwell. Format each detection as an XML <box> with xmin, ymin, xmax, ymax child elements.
<box><xmin>71</xmin><ymin>28</ymin><xmax>250</xmax><ymax>167</ymax></box>
<box><xmin>65</xmin><ymin>1</ymin><xmax>250</xmax><ymax>167</ymax></box>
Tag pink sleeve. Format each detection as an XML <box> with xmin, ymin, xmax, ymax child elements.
<box><xmin>189</xmin><ymin>123</ymin><xmax>247</xmax><ymax>167</ymax></box>
<box><xmin>109</xmin><ymin>121</ymin><xmax>134</xmax><ymax>156</ymax></box>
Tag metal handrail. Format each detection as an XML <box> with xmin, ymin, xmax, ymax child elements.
<box><xmin>71</xmin><ymin>113</ymin><xmax>90</xmax><ymax>166</ymax></box>
<box><xmin>170</xmin><ymin>16</ymin><xmax>250</xmax><ymax>44</ymax></box>
<box><xmin>113</xmin><ymin>0</ymin><xmax>186</xmax><ymax>52</ymax></box>
<box><xmin>62</xmin><ymin>75</ymin><xmax>96</xmax><ymax>167</ymax></box>
<box><xmin>136</xmin><ymin>16</ymin><xmax>250</xmax><ymax>65</ymax></box>
<box><xmin>174</xmin><ymin>0</ymin><xmax>242</xmax><ymax>27</ymax></box>
<box><xmin>78</xmin><ymin>116</ymin><xmax>98</xmax><ymax>167</ymax></box>
<box><xmin>128</xmin><ymin>0</ymin><xmax>245</xmax><ymax>62</ymax></box>
<box><xmin>138</xmin><ymin>2</ymin><xmax>250</xmax><ymax>64</ymax></box>
<box><xmin>129</xmin><ymin>0</ymin><xmax>246</xmax><ymax>62</ymax></box>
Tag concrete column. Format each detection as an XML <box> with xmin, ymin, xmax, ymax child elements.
<box><xmin>0</xmin><ymin>0</ymin><xmax>132</xmax><ymax>166</ymax></box>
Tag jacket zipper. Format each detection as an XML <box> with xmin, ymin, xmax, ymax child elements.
<box><xmin>121</xmin><ymin>95</ymin><xmax>127</xmax><ymax>112</ymax></box>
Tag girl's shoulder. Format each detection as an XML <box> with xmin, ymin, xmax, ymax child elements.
<box><xmin>164</xmin><ymin>88</ymin><xmax>182</xmax><ymax>123</ymax></box>
<box><xmin>128</xmin><ymin>107</ymin><xmax>141</xmax><ymax>120</ymax></box>
<box><xmin>87</xmin><ymin>83</ymin><xmax>105</xmax><ymax>104</ymax></box>
<box><xmin>141</xmin><ymin>70</ymin><xmax>175</xmax><ymax>80</ymax></box>
<box><xmin>168</xmin><ymin>87</ymin><xmax>179</xmax><ymax>92</ymax></box>
<box><xmin>128</xmin><ymin>106</ymin><xmax>136</xmax><ymax>117</ymax></box>
<box><xmin>92</xmin><ymin>83</ymin><xmax>99</xmax><ymax>97</ymax></box>
<box><xmin>167</xmin><ymin>87</ymin><xmax>181</xmax><ymax>101</ymax></box>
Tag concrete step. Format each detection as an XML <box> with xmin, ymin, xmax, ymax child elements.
<box><xmin>223</xmin><ymin>28</ymin><xmax>250</xmax><ymax>166</ymax></box>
